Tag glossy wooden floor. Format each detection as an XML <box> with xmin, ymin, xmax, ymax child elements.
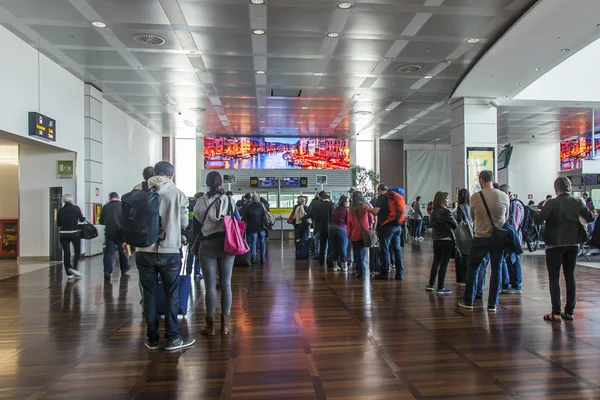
<box><xmin>2</xmin><ymin>242</ymin><xmax>600</xmax><ymax>400</ymax></box>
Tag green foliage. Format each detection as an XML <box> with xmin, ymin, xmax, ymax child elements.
<box><xmin>350</xmin><ymin>165</ymin><xmax>380</xmax><ymax>198</ymax></box>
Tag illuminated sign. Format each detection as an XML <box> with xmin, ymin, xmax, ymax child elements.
<box><xmin>283</xmin><ymin>177</ymin><xmax>300</xmax><ymax>188</ymax></box>
<box><xmin>28</xmin><ymin>112</ymin><xmax>56</xmax><ymax>141</ymax></box>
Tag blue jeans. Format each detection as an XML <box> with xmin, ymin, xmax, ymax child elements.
<box><xmin>501</xmin><ymin>254</ymin><xmax>510</xmax><ymax>289</ymax></box>
<box><xmin>248</xmin><ymin>231</ymin><xmax>267</xmax><ymax>263</ymax></box>
<box><xmin>506</xmin><ymin>253</ymin><xmax>522</xmax><ymax>290</ymax></box>
<box><xmin>412</xmin><ymin>219</ymin><xmax>423</xmax><ymax>238</ymax></box>
<box><xmin>463</xmin><ymin>238</ymin><xmax>503</xmax><ymax>307</ymax></box>
<box><xmin>185</xmin><ymin>243</ymin><xmax>202</xmax><ymax>276</ymax></box>
<box><xmin>352</xmin><ymin>240</ymin><xmax>366</xmax><ymax>275</ymax></box>
<box><xmin>136</xmin><ymin>252</ymin><xmax>181</xmax><ymax>342</ymax></box>
<box><xmin>477</xmin><ymin>253</ymin><xmax>489</xmax><ymax>296</ymax></box>
<box><xmin>103</xmin><ymin>237</ymin><xmax>128</xmax><ymax>274</ymax></box>
<box><xmin>379</xmin><ymin>224</ymin><xmax>403</xmax><ymax>277</ymax></box>
<box><xmin>328</xmin><ymin>225</ymin><xmax>348</xmax><ymax>264</ymax></box>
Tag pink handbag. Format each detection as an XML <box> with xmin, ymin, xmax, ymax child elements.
<box><xmin>223</xmin><ymin>201</ymin><xmax>250</xmax><ymax>256</ymax></box>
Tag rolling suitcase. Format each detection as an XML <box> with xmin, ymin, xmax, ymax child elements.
<box><xmin>369</xmin><ymin>246</ymin><xmax>381</xmax><ymax>275</ymax></box>
<box><xmin>234</xmin><ymin>251</ymin><xmax>252</xmax><ymax>267</ymax></box>
<box><xmin>296</xmin><ymin>239</ymin><xmax>309</xmax><ymax>260</ymax></box>
<box><xmin>155</xmin><ymin>268</ymin><xmax>192</xmax><ymax>316</ymax></box>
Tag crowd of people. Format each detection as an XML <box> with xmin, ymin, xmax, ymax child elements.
<box><xmin>53</xmin><ymin>164</ymin><xmax>594</xmax><ymax>353</ymax></box>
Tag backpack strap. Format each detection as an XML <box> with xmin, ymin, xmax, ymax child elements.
<box><xmin>141</xmin><ymin>181</ymin><xmax>149</xmax><ymax>192</ymax></box>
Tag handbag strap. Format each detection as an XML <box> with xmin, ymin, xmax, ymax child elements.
<box><xmin>355</xmin><ymin>208</ymin><xmax>369</xmax><ymax>233</ymax></box>
<box><xmin>479</xmin><ymin>191</ymin><xmax>496</xmax><ymax>228</ymax></box>
<box><xmin>202</xmin><ymin>196</ymin><xmax>221</xmax><ymax>226</ymax></box>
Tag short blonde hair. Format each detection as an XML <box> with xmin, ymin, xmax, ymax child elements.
<box><xmin>62</xmin><ymin>194</ymin><xmax>74</xmax><ymax>204</ymax></box>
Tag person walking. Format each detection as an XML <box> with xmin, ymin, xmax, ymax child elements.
<box><xmin>99</xmin><ymin>192</ymin><xmax>129</xmax><ymax>280</ymax></box>
<box><xmin>368</xmin><ymin>184</ymin><xmax>405</xmax><ymax>280</ymax></box>
<box><xmin>136</xmin><ymin>161</ymin><xmax>195</xmax><ymax>352</ymax></box>
<box><xmin>426</xmin><ymin>192</ymin><xmax>458</xmax><ymax>294</ymax></box>
<box><xmin>329</xmin><ymin>195</ymin><xmax>349</xmax><ymax>271</ymax></box>
<box><xmin>499</xmin><ymin>184</ymin><xmax>525</xmax><ymax>294</ymax></box>
<box><xmin>194</xmin><ymin>171</ymin><xmax>238</xmax><ymax>336</ymax></box>
<box><xmin>243</xmin><ymin>193</ymin><xmax>268</xmax><ymax>264</ymax></box>
<box><xmin>458</xmin><ymin>170</ymin><xmax>509</xmax><ymax>313</ymax></box>
<box><xmin>57</xmin><ymin>194</ymin><xmax>85</xmax><ymax>279</ymax></box>
<box><xmin>411</xmin><ymin>196</ymin><xmax>424</xmax><ymax>240</ymax></box>
<box><xmin>453</xmin><ymin>188</ymin><xmax>471</xmax><ymax>287</ymax></box>
<box><xmin>347</xmin><ymin>190</ymin><xmax>374</xmax><ymax>278</ymax></box>
<box><xmin>535</xmin><ymin>177</ymin><xmax>593</xmax><ymax>322</ymax></box>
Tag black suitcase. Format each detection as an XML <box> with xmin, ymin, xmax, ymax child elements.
<box><xmin>369</xmin><ymin>246</ymin><xmax>381</xmax><ymax>275</ymax></box>
<box><xmin>296</xmin><ymin>239</ymin><xmax>309</xmax><ymax>260</ymax></box>
<box><xmin>234</xmin><ymin>251</ymin><xmax>252</xmax><ymax>267</ymax></box>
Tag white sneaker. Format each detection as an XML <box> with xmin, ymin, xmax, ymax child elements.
<box><xmin>68</xmin><ymin>268</ymin><xmax>82</xmax><ymax>277</ymax></box>
<box><xmin>342</xmin><ymin>265</ymin><xmax>348</xmax><ymax>272</ymax></box>
<box><xmin>332</xmin><ymin>267</ymin><xmax>341</xmax><ymax>272</ymax></box>
<box><xmin>418</xmin><ymin>237</ymin><xmax>424</xmax><ymax>241</ymax></box>
<box><xmin>67</xmin><ymin>275</ymin><xmax>75</xmax><ymax>280</ymax></box>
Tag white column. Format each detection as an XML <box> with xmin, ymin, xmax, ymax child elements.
<box><xmin>451</xmin><ymin>98</ymin><xmax>497</xmax><ymax>201</ymax></box>
<box><xmin>84</xmin><ymin>84</ymin><xmax>104</xmax><ymax>256</ymax></box>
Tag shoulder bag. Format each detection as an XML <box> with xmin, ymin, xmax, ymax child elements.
<box><xmin>454</xmin><ymin>204</ymin><xmax>474</xmax><ymax>255</ymax></box>
<box><xmin>223</xmin><ymin>198</ymin><xmax>250</xmax><ymax>256</ymax></box>
<box><xmin>356</xmin><ymin>208</ymin><xmax>378</xmax><ymax>247</ymax></box>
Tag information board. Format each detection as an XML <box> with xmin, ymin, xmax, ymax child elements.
<box><xmin>316</xmin><ymin>175</ymin><xmax>327</xmax><ymax>184</ymax></box>
<box><xmin>300</xmin><ymin>177</ymin><xmax>308</xmax><ymax>188</ymax></box>
<box><xmin>29</xmin><ymin>112</ymin><xmax>56</xmax><ymax>141</ymax></box>
<box><xmin>258</xmin><ymin>177</ymin><xmax>276</xmax><ymax>188</ymax></box>
<box><xmin>283</xmin><ymin>177</ymin><xmax>299</xmax><ymax>188</ymax></box>
<box><xmin>223</xmin><ymin>175</ymin><xmax>236</xmax><ymax>184</ymax></box>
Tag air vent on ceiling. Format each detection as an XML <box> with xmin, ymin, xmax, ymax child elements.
<box><xmin>396</xmin><ymin>65</ymin><xmax>422</xmax><ymax>73</ymax></box>
<box><xmin>133</xmin><ymin>34</ymin><xmax>166</xmax><ymax>46</ymax></box>
<box><xmin>189</xmin><ymin>107</ymin><xmax>206</xmax><ymax>113</ymax></box>
<box><xmin>270</xmin><ymin>89</ymin><xmax>302</xmax><ymax>97</ymax></box>
<box><xmin>354</xmin><ymin>111</ymin><xmax>372</xmax><ymax>116</ymax></box>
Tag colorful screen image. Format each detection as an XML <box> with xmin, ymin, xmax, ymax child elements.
<box><xmin>466</xmin><ymin>148</ymin><xmax>495</xmax><ymax>195</ymax></box>
<box><xmin>560</xmin><ymin>137</ymin><xmax>600</xmax><ymax>171</ymax></box>
<box><xmin>204</xmin><ymin>137</ymin><xmax>350</xmax><ymax>169</ymax></box>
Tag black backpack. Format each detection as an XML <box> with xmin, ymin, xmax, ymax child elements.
<box><xmin>121</xmin><ymin>184</ymin><xmax>161</xmax><ymax>248</ymax></box>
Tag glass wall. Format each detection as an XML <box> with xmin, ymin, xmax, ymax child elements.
<box><xmin>356</xmin><ymin>139</ymin><xmax>374</xmax><ymax>171</ymax></box>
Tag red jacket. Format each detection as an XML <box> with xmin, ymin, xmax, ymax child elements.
<box><xmin>347</xmin><ymin>205</ymin><xmax>374</xmax><ymax>241</ymax></box>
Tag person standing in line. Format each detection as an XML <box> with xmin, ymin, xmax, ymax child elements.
<box><xmin>136</xmin><ymin>161</ymin><xmax>195</xmax><ymax>351</ymax></box>
<box><xmin>347</xmin><ymin>190</ymin><xmax>374</xmax><ymax>279</ymax></box>
<box><xmin>308</xmin><ymin>191</ymin><xmax>334</xmax><ymax>267</ymax></box>
<box><xmin>453</xmin><ymin>188</ymin><xmax>471</xmax><ymax>287</ymax></box>
<box><xmin>188</xmin><ymin>192</ymin><xmax>205</xmax><ymax>278</ymax></box>
<box><xmin>99</xmin><ymin>192</ymin><xmax>129</xmax><ymax>280</ymax></box>
<box><xmin>329</xmin><ymin>195</ymin><xmax>349</xmax><ymax>271</ymax></box>
<box><xmin>243</xmin><ymin>193</ymin><xmax>268</xmax><ymax>264</ymax></box>
<box><xmin>458</xmin><ymin>170</ymin><xmax>509</xmax><ymax>313</ymax></box>
<box><xmin>583</xmin><ymin>192</ymin><xmax>595</xmax><ymax>212</ymax></box>
<box><xmin>411</xmin><ymin>196</ymin><xmax>424</xmax><ymax>240</ymax></box>
<box><xmin>535</xmin><ymin>177</ymin><xmax>593</xmax><ymax>322</ymax></box>
<box><xmin>426</xmin><ymin>191</ymin><xmax>457</xmax><ymax>294</ymax></box>
<box><xmin>291</xmin><ymin>196</ymin><xmax>309</xmax><ymax>241</ymax></box>
<box><xmin>308</xmin><ymin>193</ymin><xmax>322</xmax><ymax>256</ymax></box>
<box><xmin>133</xmin><ymin>166</ymin><xmax>154</xmax><ymax>191</ymax></box>
<box><xmin>499</xmin><ymin>184</ymin><xmax>524</xmax><ymax>294</ymax></box>
<box><xmin>538</xmin><ymin>195</ymin><xmax>552</xmax><ymax>209</ymax></box>
<box><xmin>194</xmin><ymin>171</ymin><xmax>238</xmax><ymax>336</ymax></box>
<box><xmin>57</xmin><ymin>194</ymin><xmax>85</xmax><ymax>279</ymax></box>
<box><xmin>368</xmin><ymin>184</ymin><xmax>405</xmax><ymax>280</ymax></box>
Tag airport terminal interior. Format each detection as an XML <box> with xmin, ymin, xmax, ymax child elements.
<box><xmin>2</xmin><ymin>0</ymin><xmax>600</xmax><ymax>399</ymax></box>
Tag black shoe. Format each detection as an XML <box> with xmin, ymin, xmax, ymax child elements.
<box><xmin>144</xmin><ymin>339</ymin><xmax>159</xmax><ymax>350</ymax></box>
<box><xmin>104</xmin><ymin>272</ymin><xmax>111</xmax><ymax>281</ymax></box>
<box><xmin>374</xmin><ymin>274</ymin><xmax>388</xmax><ymax>280</ymax></box>
<box><xmin>260</xmin><ymin>259</ymin><xmax>266</xmax><ymax>264</ymax></box>
<box><xmin>353</xmin><ymin>273</ymin><xmax>363</xmax><ymax>279</ymax></box>
<box><xmin>121</xmin><ymin>267</ymin><xmax>131</xmax><ymax>275</ymax></box>
<box><xmin>475</xmin><ymin>295</ymin><xmax>483</xmax><ymax>300</ymax></box>
<box><xmin>165</xmin><ymin>337</ymin><xmax>196</xmax><ymax>352</ymax></box>
<box><xmin>395</xmin><ymin>275</ymin><xmax>403</xmax><ymax>280</ymax></box>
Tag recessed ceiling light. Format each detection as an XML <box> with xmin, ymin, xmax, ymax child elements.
<box><xmin>327</xmin><ymin>32</ymin><xmax>340</xmax><ymax>38</ymax></box>
<box><xmin>561</xmin><ymin>48</ymin><xmax>570</xmax><ymax>52</ymax></box>
<box><xmin>515</xmin><ymin>82</ymin><xmax>521</xmax><ymax>86</ymax></box>
<box><xmin>91</xmin><ymin>21</ymin><xmax>106</xmax><ymax>28</ymax></box>
<box><xmin>424</xmin><ymin>75</ymin><xmax>433</xmax><ymax>79</ymax></box>
<box><xmin>258</xmin><ymin>105</ymin><xmax>265</xmax><ymax>108</ymax></box>
<box><xmin>189</xmin><ymin>107</ymin><xmax>206</xmax><ymax>113</ymax></box>
<box><xmin>297</xmin><ymin>121</ymin><xmax>303</xmax><ymax>124</ymax></box>
<box><xmin>445</xmin><ymin>60</ymin><xmax>452</xmax><ymax>64</ymax></box>
<box><xmin>250</xmin><ymin>0</ymin><xmax>265</xmax><ymax>4</ymax></box>
<box><xmin>504</xmin><ymin>95</ymin><xmax>508</xmax><ymax>98</ymax></box>
<box><xmin>91</xmin><ymin>80</ymin><xmax>98</xmax><ymax>83</ymax></box>
<box><xmin>302</xmin><ymin>107</ymin><xmax>309</xmax><ymax>109</ymax></box>
<box><xmin>133</xmin><ymin>66</ymin><xmax>143</xmax><ymax>70</ymax></box>
<box><xmin>385</xmin><ymin>108</ymin><xmax>392</xmax><ymax>111</ymax></box>
<box><xmin>252</xmin><ymin>29</ymin><xmax>266</xmax><ymax>35</ymax></box>
<box><xmin>337</xmin><ymin>2</ymin><xmax>353</xmax><ymax>9</ymax></box>
<box><xmin>467</xmin><ymin>38</ymin><xmax>480</xmax><ymax>44</ymax></box>
<box><xmin>314</xmin><ymin>72</ymin><xmax>324</xmax><ymax>76</ymax></box>
<box><xmin>383</xmin><ymin>57</ymin><xmax>394</xmax><ymax>61</ymax></box>
<box><xmin>535</xmin><ymin>68</ymin><xmax>541</xmax><ymax>71</ymax></box>
<box><xmin>256</xmin><ymin>70</ymin><xmax>266</xmax><ymax>74</ymax></box>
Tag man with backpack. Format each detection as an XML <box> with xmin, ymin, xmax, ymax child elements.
<box><xmin>124</xmin><ymin>161</ymin><xmax>195</xmax><ymax>352</ymax></box>
<box><xmin>499</xmin><ymin>184</ymin><xmax>524</xmax><ymax>294</ymax></box>
<box><xmin>368</xmin><ymin>184</ymin><xmax>405</xmax><ymax>280</ymax></box>
<box><xmin>308</xmin><ymin>191</ymin><xmax>334</xmax><ymax>267</ymax></box>
<box><xmin>99</xmin><ymin>192</ymin><xmax>129</xmax><ymax>280</ymax></box>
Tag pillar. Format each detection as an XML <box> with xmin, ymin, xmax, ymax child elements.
<box><xmin>451</xmin><ymin>98</ymin><xmax>497</xmax><ymax>200</ymax></box>
<box><xmin>379</xmin><ymin>139</ymin><xmax>404</xmax><ymax>188</ymax></box>
<box><xmin>84</xmin><ymin>84</ymin><xmax>104</xmax><ymax>256</ymax></box>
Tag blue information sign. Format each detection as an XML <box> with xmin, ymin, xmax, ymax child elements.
<box><xmin>258</xmin><ymin>177</ymin><xmax>276</xmax><ymax>188</ymax></box>
<box><xmin>283</xmin><ymin>177</ymin><xmax>299</xmax><ymax>188</ymax></box>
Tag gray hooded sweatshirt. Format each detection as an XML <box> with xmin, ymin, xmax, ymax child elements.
<box><xmin>136</xmin><ymin>175</ymin><xmax>189</xmax><ymax>254</ymax></box>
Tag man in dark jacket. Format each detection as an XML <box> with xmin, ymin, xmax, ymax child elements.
<box><xmin>243</xmin><ymin>193</ymin><xmax>268</xmax><ymax>264</ymax></box>
<box><xmin>308</xmin><ymin>191</ymin><xmax>334</xmax><ymax>267</ymax></box>
<box><xmin>99</xmin><ymin>192</ymin><xmax>129</xmax><ymax>280</ymax></box>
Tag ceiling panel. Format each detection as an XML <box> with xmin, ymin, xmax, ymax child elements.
<box><xmin>0</xmin><ymin>0</ymin><xmax>90</xmax><ymax>22</ymax></box>
<box><xmin>343</xmin><ymin>8</ymin><xmax>416</xmax><ymax>36</ymax></box>
<box><xmin>417</xmin><ymin>14</ymin><xmax>494</xmax><ymax>38</ymax></box>
<box><xmin>29</xmin><ymin>25</ymin><xmax>110</xmax><ymax>47</ymax></box>
<box><xmin>62</xmin><ymin>49</ymin><xmax>130</xmax><ymax>67</ymax></box>
<box><xmin>267</xmin><ymin>6</ymin><xmax>332</xmax><ymax>33</ymax></box>
<box><xmin>87</xmin><ymin>0</ymin><xmax>170</xmax><ymax>24</ymax></box>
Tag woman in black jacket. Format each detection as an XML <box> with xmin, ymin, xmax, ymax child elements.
<box><xmin>426</xmin><ymin>191</ymin><xmax>458</xmax><ymax>294</ymax></box>
<box><xmin>56</xmin><ymin>194</ymin><xmax>85</xmax><ymax>279</ymax></box>
<box><xmin>534</xmin><ymin>177</ymin><xmax>593</xmax><ymax>322</ymax></box>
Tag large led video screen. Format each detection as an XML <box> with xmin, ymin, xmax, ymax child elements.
<box><xmin>560</xmin><ymin>137</ymin><xmax>600</xmax><ymax>171</ymax></box>
<box><xmin>204</xmin><ymin>137</ymin><xmax>350</xmax><ymax>169</ymax></box>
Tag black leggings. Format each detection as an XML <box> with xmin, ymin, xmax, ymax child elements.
<box><xmin>545</xmin><ymin>246</ymin><xmax>578</xmax><ymax>315</ymax></box>
<box><xmin>429</xmin><ymin>240</ymin><xmax>454</xmax><ymax>289</ymax></box>
<box><xmin>60</xmin><ymin>232</ymin><xmax>81</xmax><ymax>274</ymax></box>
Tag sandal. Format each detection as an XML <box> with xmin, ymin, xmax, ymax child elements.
<box><xmin>561</xmin><ymin>312</ymin><xmax>575</xmax><ymax>321</ymax></box>
<box><xmin>543</xmin><ymin>313</ymin><xmax>561</xmax><ymax>322</ymax></box>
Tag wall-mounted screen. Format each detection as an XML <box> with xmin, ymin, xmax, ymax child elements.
<box><xmin>466</xmin><ymin>147</ymin><xmax>495</xmax><ymax>194</ymax></box>
<box><xmin>204</xmin><ymin>137</ymin><xmax>350</xmax><ymax>169</ymax></box>
<box><xmin>560</xmin><ymin>137</ymin><xmax>600</xmax><ymax>171</ymax></box>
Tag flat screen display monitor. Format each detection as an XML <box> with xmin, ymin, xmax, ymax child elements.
<box><xmin>497</xmin><ymin>144</ymin><xmax>513</xmax><ymax>170</ymax></box>
<box><xmin>560</xmin><ymin>137</ymin><xmax>600</xmax><ymax>171</ymax></box>
<box><xmin>204</xmin><ymin>137</ymin><xmax>350</xmax><ymax>169</ymax></box>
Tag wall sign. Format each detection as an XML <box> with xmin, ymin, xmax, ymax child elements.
<box><xmin>300</xmin><ymin>177</ymin><xmax>308</xmax><ymax>188</ymax></box>
<box><xmin>466</xmin><ymin>147</ymin><xmax>495</xmax><ymax>194</ymax></box>
<box><xmin>316</xmin><ymin>175</ymin><xmax>327</xmax><ymax>185</ymax></box>
<box><xmin>528</xmin><ymin>194</ymin><xmax>533</xmax><ymax>200</ymax></box>
<box><xmin>93</xmin><ymin>203</ymin><xmax>102</xmax><ymax>225</ymax></box>
<box><xmin>223</xmin><ymin>175</ymin><xmax>236</xmax><ymax>184</ymax></box>
<box><xmin>57</xmin><ymin>160</ymin><xmax>74</xmax><ymax>179</ymax></box>
<box><xmin>283</xmin><ymin>177</ymin><xmax>300</xmax><ymax>188</ymax></box>
<box><xmin>29</xmin><ymin>112</ymin><xmax>56</xmax><ymax>141</ymax></box>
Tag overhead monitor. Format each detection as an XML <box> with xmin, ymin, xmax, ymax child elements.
<box><xmin>204</xmin><ymin>137</ymin><xmax>350</xmax><ymax>169</ymax></box>
<box><xmin>497</xmin><ymin>144</ymin><xmax>513</xmax><ymax>171</ymax></box>
<box><xmin>560</xmin><ymin>136</ymin><xmax>600</xmax><ymax>171</ymax></box>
